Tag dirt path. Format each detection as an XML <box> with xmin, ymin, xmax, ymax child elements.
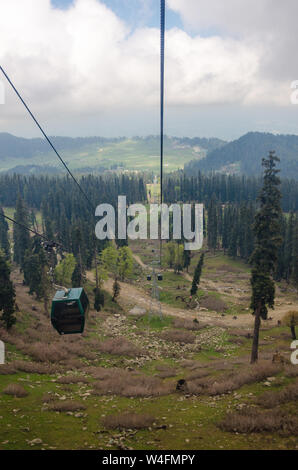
<box><xmin>87</xmin><ymin>270</ymin><xmax>297</xmax><ymax>330</ymax></box>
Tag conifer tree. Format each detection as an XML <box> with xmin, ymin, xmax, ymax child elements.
<box><xmin>250</xmin><ymin>152</ymin><xmax>282</xmax><ymax>363</ymax></box>
<box><xmin>0</xmin><ymin>251</ymin><xmax>16</xmax><ymax>329</ymax></box>
<box><xmin>190</xmin><ymin>253</ymin><xmax>204</xmax><ymax>296</ymax></box>
<box><xmin>0</xmin><ymin>207</ymin><xmax>10</xmax><ymax>259</ymax></box>
<box><xmin>13</xmin><ymin>195</ymin><xmax>31</xmax><ymax>269</ymax></box>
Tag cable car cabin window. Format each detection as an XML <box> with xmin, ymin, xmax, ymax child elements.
<box><xmin>52</xmin><ymin>301</ymin><xmax>83</xmax><ymax>334</ymax></box>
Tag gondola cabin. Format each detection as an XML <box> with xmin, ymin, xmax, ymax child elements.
<box><xmin>51</xmin><ymin>288</ymin><xmax>89</xmax><ymax>335</ymax></box>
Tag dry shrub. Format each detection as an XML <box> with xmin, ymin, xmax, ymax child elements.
<box><xmin>219</xmin><ymin>408</ymin><xmax>298</xmax><ymax>435</ymax></box>
<box><xmin>256</xmin><ymin>381</ymin><xmax>298</xmax><ymax>408</ymax></box>
<box><xmin>98</xmin><ymin>337</ymin><xmax>142</xmax><ymax>357</ymax></box>
<box><xmin>284</xmin><ymin>366</ymin><xmax>298</xmax><ymax>378</ymax></box>
<box><xmin>200</xmin><ymin>296</ymin><xmax>227</xmax><ymax>312</ymax></box>
<box><xmin>155</xmin><ymin>364</ymin><xmax>177</xmax><ymax>378</ymax></box>
<box><xmin>13</xmin><ymin>360</ymin><xmax>60</xmax><ymax>375</ymax></box>
<box><xmin>188</xmin><ymin>361</ymin><xmax>282</xmax><ymax>396</ymax></box>
<box><xmin>47</xmin><ymin>401</ymin><xmax>87</xmax><ymax>412</ymax></box>
<box><xmin>56</xmin><ymin>375</ymin><xmax>90</xmax><ymax>384</ymax></box>
<box><xmin>180</xmin><ymin>360</ymin><xmax>208</xmax><ymax>370</ymax></box>
<box><xmin>63</xmin><ymin>359</ymin><xmax>85</xmax><ymax>370</ymax></box>
<box><xmin>3</xmin><ymin>383</ymin><xmax>28</xmax><ymax>398</ymax></box>
<box><xmin>187</xmin><ymin>369</ymin><xmax>210</xmax><ymax>381</ymax></box>
<box><xmin>63</xmin><ymin>342</ymin><xmax>96</xmax><ymax>360</ymax></box>
<box><xmin>102</xmin><ymin>412</ymin><xmax>155</xmax><ymax>430</ymax></box>
<box><xmin>161</xmin><ymin>329</ymin><xmax>196</xmax><ymax>344</ymax></box>
<box><xmin>25</xmin><ymin>342</ymin><xmax>69</xmax><ymax>363</ymax></box>
<box><xmin>0</xmin><ymin>364</ymin><xmax>16</xmax><ymax>375</ymax></box>
<box><xmin>93</xmin><ymin>369</ymin><xmax>173</xmax><ymax>397</ymax></box>
<box><xmin>42</xmin><ymin>392</ymin><xmax>56</xmax><ymax>403</ymax></box>
<box><xmin>229</xmin><ymin>329</ymin><xmax>252</xmax><ymax>338</ymax></box>
<box><xmin>228</xmin><ymin>336</ymin><xmax>246</xmax><ymax>345</ymax></box>
<box><xmin>172</xmin><ymin>318</ymin><xmax>203</xmax><ymax>331</ymax></box>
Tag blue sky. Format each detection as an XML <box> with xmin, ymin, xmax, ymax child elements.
<box><xmin>51</xmin><ymin>0</ymin><xmax>184</xmax><ymax>30</ymax></box>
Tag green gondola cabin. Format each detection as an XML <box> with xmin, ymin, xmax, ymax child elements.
<box><xmin>51</xmin><ymin>288</ymin><xmax>89</xmax><ymax>335</ymax></box>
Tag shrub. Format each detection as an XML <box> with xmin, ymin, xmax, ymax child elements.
<box><xmin>0</xmin><ymin>364</ymin><xmax>16</xmax><ymax>375</ymax></box>
<box><xmin>161</xmin><ymin>329</ymin><xmax>196</xmax><ymax>344</ymax></box>
<box><xmin>200</xmin><ymin>296</ymin><xmax>227</xmax><ymax>312</ymax></box>
<box><xmin>98</xmin><ymin>337</ymin><xmax>142</xmax><ymax>357</ymax></box>
<box><xmin>187</xmin><ymin>361</ymin><xmax>282</xmax><ymax>396</ymax></box>
<box><xmin>256</xmin><ymin>381</ymin><xmax>298</xmax><ymax>408</ymax></box>
<box><xmin>25</xmin><ymin>342</ymin><xmax>69</xmax><ymax>363</ymax></box>
<box><xmin>13</xmin><ymin>360</ymin><xmax>60</xmax><ymax>375</ymax></box>
<box><xmin>102</xmin><ymin>413</ymin><xmax>155</xmax><ymax>430</ymax></box>
<box><xmin>172</xmin><ymin>318</ymin><xmax>202</xmax><ymax>331</ymax></box>
<box><xmin>47</xmin><ymin>401</ymin><xmax>87</xmax><ymax>412</ymax></box>
<box><xmin>219</xmin><ymin>408</ymin><xmax>298</xmax><ymax>435</ymax></box>
<box><xmin>3</xmin><ymin>383</ymin><xmax>28</xmax><ymax>398</ymax></box>
<box><xmin>93</xmin><ymin>369</ymin><xmax>173</xmax><ymax>397</ymax></box>
<box><xmin>56</xmin><ymin>375</ymin><xmax>90</xmax><ymax>384</ymax></box>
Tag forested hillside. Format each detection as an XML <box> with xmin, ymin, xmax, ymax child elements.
<box><xmin>185</xmin><ymin>132</ymin><xmax>298</xmax><ymax>179</ymax></box>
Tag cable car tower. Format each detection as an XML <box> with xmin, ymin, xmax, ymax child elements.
<box><xmin>147</xmin><ymin>0</ymin><xmax>166</xmax><ymax>320</ymax></box>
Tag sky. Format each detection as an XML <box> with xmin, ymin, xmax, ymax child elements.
<box><xmin>1</xmin><ymin>0</ymin><xmax>298</xmax><ymax>141</ymax></box>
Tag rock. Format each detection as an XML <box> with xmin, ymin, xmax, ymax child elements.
<box><xmin>129</xmin><ymin>306</ymin><xmax>146</xmax><ymax>316</ymax></box>
<box><xmin>29</xmin><ymin>438</ymin><xmax>42</xmax><ymax>446</ymax></box>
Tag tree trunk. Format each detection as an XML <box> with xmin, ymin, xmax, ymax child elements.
<box><xmin>251</xmin><ymin>304</ymin><xmax>261</xmax><ymax>364</ymax></box>
<box><xmin>291</xmin><ymin>325</ymin><xmax>296</xmax><ymax>340</ymax></box>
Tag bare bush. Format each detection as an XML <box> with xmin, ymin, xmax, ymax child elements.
<box><xmin>161</xmin><ymin>330</ymin><xmax>196</xmax><ymax>344</ymax></box>
<box><xmin>172</xmin><ymin>318</ymin><xmax>202</xmax><ymax>331</ymax></box>
<box><xmin>47</xmin><ymin>401</ymin><xmax>87</xmax><ymax>412</ymax></box>
<box><xmin>200</xmin><ymin>296</ymin><xmax>227</xmax><ymax>312</ymax></box>
<box><xmin>256</xmin><ymin>381</ymin><xmax>298</xmax><ymax>408</ymax></box>
<box><xmin>3</xmin><ymin>383</ymin><xmax>28</xmax><ymax>398</ymax></box>
<box><xmin>284</xmin><ymin>366</ymin><xmax>298</xmax><ymax>378</ymax></box>
<box><xmin>25</xmin><ymin>342</ymin><xmax>69</xmax><ymax>363</ymax></box>
<box><xmin>93</xmin><ymin>369</ymin><xmax>173</xmax><ymax>397</ymax></box>
<box><xmin>98</xmin><ymin>337</ymin><xmax>142</xmax><ymax>357</ymax></box>
<box><xmin>219</xmin><ymin>408</ymin><xmax>298</xmax><ymax>435</ymax></box>
<box><xmin>56</xmin><ymin>375</ymin><xmax>90</xmax><ymax>384</ymax></box>
<box><xmin>102</xmin><ymin>412</ymin><xmax>155</xmax><ymax>430</ymax></box>
<box><xmin>187</xmin><ymin>361</ymin><xmax>282</xmax><ymax>396</ymax></box>
<box><xmin>0</xmin><ymin>364</ymin><xmax>16</xmax><ymax>375</ymax></box>
<box><xmin>13</xmin><ymin>360</ymin><xmax>60</xmax><ymax>375</ymax></box>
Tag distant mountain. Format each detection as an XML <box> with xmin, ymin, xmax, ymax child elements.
<box><xmin>185</xmin><ymin>132</ymin><xmax>298</xmax><ymax>179</ymax></box>
<box><xmin>0</xmin><ymin>133</ymin><xmax>226</xmax><ymax>174</ymax></box>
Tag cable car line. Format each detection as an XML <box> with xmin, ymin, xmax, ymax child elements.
<box><xmin>160</xmin><ymin>0</ymin><xmax>165</xmax><ymax>266</ymax></box>
<box><xmin>0</xmin><ymin>65</ymin><xmax>96</xmax><ymax>215</ymax></box>
<box><xmin>0</xmin><ymin>212</ymin><xmax>65</xmax><ymax>251</ymax></box>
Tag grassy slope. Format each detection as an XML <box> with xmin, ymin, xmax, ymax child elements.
<box><xmin>0</xmin><ymin>139</ymin><xmax>204</xmax><ymax>174</ymax></box>
<box><xmin>0</xmin><ymin>252</ymin><xmax>297</xmax><ymax>450</ymax></box>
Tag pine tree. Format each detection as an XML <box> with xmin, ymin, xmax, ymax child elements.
<box><xmin>0</xmin><ymin>207</ymin><xmax>10</xmax><ymax>259</ymax></box>
<box><xmin>72</xmin><ymin>261</ymin><xmax>83</xmax><ymax>287</ymax></box>
<box><xmin>94</xmin><ymin>288</ymin><xmax>105</xmax><ymax>311</ymax></box>
<box><xmin>0</xmin><ymin>251</ymin><xmax>16</xmax><ymax>329</ymax></box>
<box><xmin>250</xmin><ymin>152</ymin><xmax>282</xmax><ymax>363</ymax></box>
<box><xmin>112</xmin><ymin>278</ymin><xmax>121</xmax><ymax>302</ymax></box>
<box><xmin>13</xmin><ymin>195</ymin><xmax>31</xmax><ymax>269</ymax></box>
<box><xmin>190</xmin><ymin>253</ymin><xmax>204</xmax><ymax>296</ymax></box>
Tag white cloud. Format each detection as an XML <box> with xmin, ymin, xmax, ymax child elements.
<box><xmin>0</xmin><ymin>0</ymin><xmax>294</xmax><ymax>137</ymax></box>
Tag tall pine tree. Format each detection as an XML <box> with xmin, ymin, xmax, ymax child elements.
<box><xmin>250</xmin><ymin>152</ymin><xmax>282</xmax><ymax>363</ymax></box>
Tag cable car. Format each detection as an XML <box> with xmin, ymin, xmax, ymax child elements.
<box><xmin>147</xmin><ymin>275</ymin><xmax>152</xmax><ymax>281</ymax></box>
<box><xmin>157</xmin><ymin>274</ymin><xmax>163</xmax><ymax>281</ymax></box>
<box><xmin>51</xmin><ymin>288</ymin><xmax>89</xmax><ymax>335</ymax></box>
